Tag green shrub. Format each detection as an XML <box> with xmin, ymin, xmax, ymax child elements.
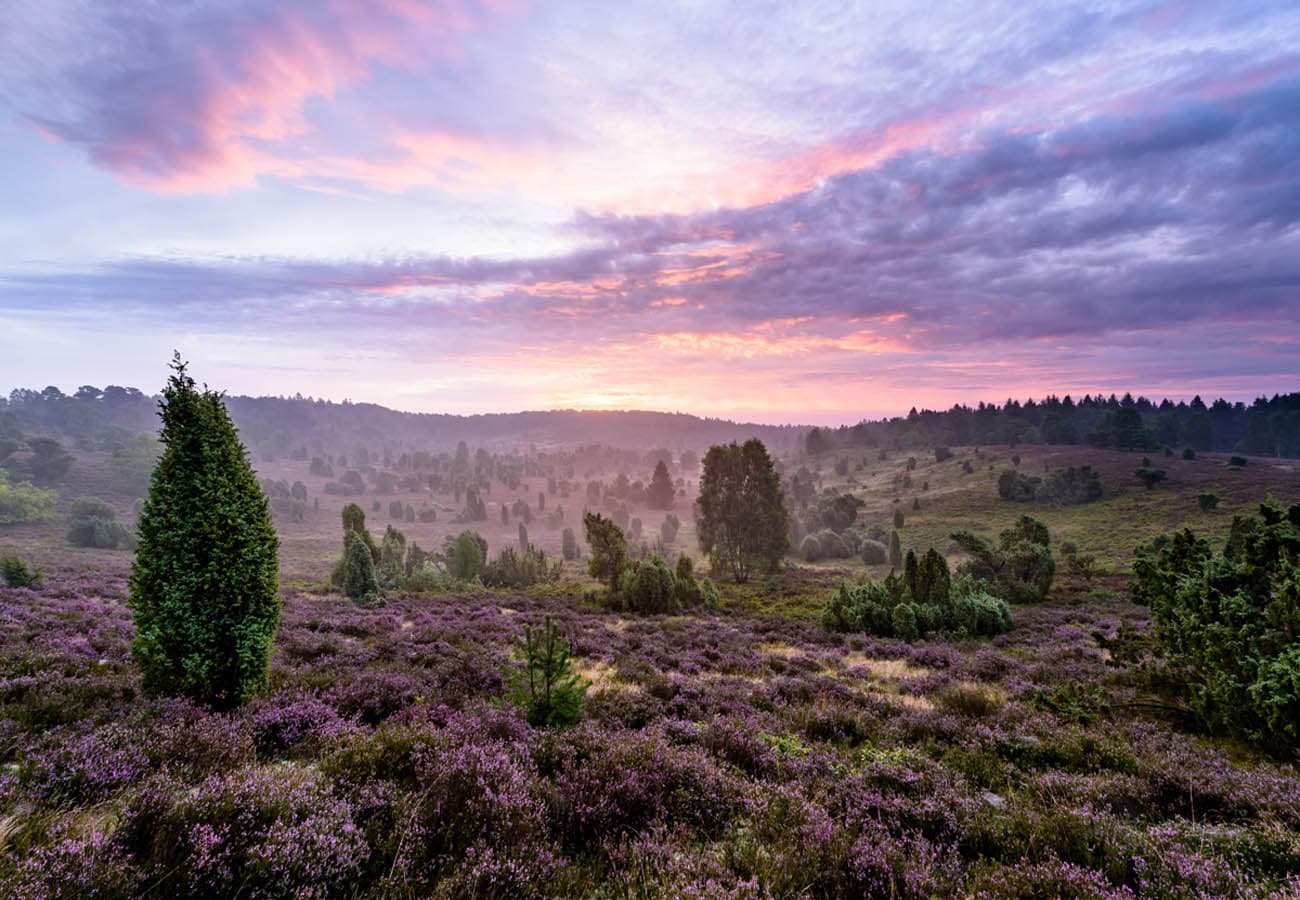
<box><xmin>1228</xmin><ymin>455</ymin><xmax>1248</xmax><ymax>468</ymax></box>
<box><xmin>341</xmin><ymin>530</ymin><xmax>381</xmax><ymax>605</ymax></box>
<box><xmin>799</xmin><ymin>533</ymin><xmax>822</xmax><ymax>562</ymax></box>
<box><xmin>822</xmin><ymin>551</ymin><xmax>1011</xmax><ymax>640</ymax></box>
<box><xmin>1182</xmin><ymin>446</ymin><xmax>1196</xmax><ymax>460</ymax></box>
<box><xmin>1</xmin><ymin>553</ymin><xmax>42</xmax><ymax>588</ymax></box>
<box><xmin>951</xmin><ymin>515</ymin><xmax>1055</xmax><ymax>604</ymax></box>
<box><xmin>1197</xmin><ymin>492</ymin><xmax>1219</xmax><ymax>511</ymax></box>
<box><xmin>508</xmin><ymin>615</ymin><xmax>586</xmax><ymax>727</ymax></box>
<box><xmin>481</xmin><ymin>545</ymin><xmax>562</xmax><ymax>589</ymax></box>
<box><xmin>450</xmin><ymin>531</ymin><xmax>485</xmax><ymax>581</ymax></box>
<box><xmin>562</xmin><ymin>527</ymin><xmax>579</xmax><ymax>560</ymax></box>
<box><xmin>129</xmin><ymin>356</ymin><xmax>280</xmax><ymax>710</ymax></box>
<box><xmin>0</xmin><ymin>470</ymin><xmax>55</xmax><ymax>524</ymax></box>
<box><xmin>376</xmin><ymin>525</ymin><xmax>407</xmax><ymax>589</ymax></box>
<box><xmin>66</xmin><ymin>497</ymin><xmax>136</xmax><ymax>549</ymax></box>
<box><xmin>1136</xmin><ymin>466</ymin><xmax>1167</xmax><ymax>489</ymax></box>
<box><xmin>584</xmin><ymin>512</ymin><xmax>627</xmax><ymax>591</ymax></box>
<box><xmin>620</xmin><ymin>555</ymin><xmax>679</xmax><ymax>614</ymax></box>
<box><xmin>861</xmin><ymin>539</ymin><xmax>887</xmax><ymax>565</ymax></box>
<box><xmin>1132</xmin><ymin>501</ymin><xmax>1300</xmax><ymax>752</ymax></box>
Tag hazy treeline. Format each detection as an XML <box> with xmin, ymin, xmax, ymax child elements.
<box><xmin>0</xmin><ymin>386</ymin><xmax>804</xmax><ymax>457</ymax></box>
<box><xmin>808</xmin><ymin>391</ymin><xmax>1300</xmax><ymax>458</ymax></box>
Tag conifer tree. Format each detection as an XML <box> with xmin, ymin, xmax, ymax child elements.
<box><xmin>129</xmin><ymin>355</ymin><xmax>280</xmax><ymax>709</ymax></box>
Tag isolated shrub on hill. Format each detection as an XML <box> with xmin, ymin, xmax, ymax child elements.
<box><xmin>508</xmin><ymin>615</ymin><xmax>586</xmax><ymax>727</ymax></box>
<box><xmin>66</xmin><ymin>497</ymin><xmax>135</xmax><ymax>549</ymax></box>
<box><xmin>129</xmin><ymin>356</ymin><xmax>280</xmax><ymax>709</ymax></box>
<box><xmin>1135</xmin><ymin>466</ymin><xmax>1167</xmax><ymax>489</ymax></box>
<box><xmin>860</xmin><ymin>539</ymin><xmax>887</xmax><ymax>565</ymax></box>
<box><xmin>951</xmin><ymin>515</ymin><xmax>1055</xmax><ymax>604</ymax></box>
<box><xmin>934</xmin><ymin>446</ymin><xmax>954</xmax><ymax>462</ymax></box>
<box><xmin>584</xmin><ymin>511</ymin><xmax>627</xmax><ymax>591</ymax></box>
<box><xmin>562</xmin><ymin>527</ymin><xmax>579</xmax><ymax>560</ymax></box>
<box><xmin>1132</xmin><ymin>501</ymin><xmax>1300</xmax><ymax>752</ymax></box>
<box><xmin>888</xmin><ymin>529</ymin><xmax>902</xmax><ymax>567</ymax></box>
<box><xmin>341</xmin><ymin>531</ymin><xmax>381</xmax><ymax>605</ymax></box>
<box><xmin>893</xmin><ymin>508</ymin><xmax>905</xmax><ymax>529</ymax></box>
<box><xmin>0</xmin><ymin>469</ymin><xmax>55</xmax><ymax>524</ymax></box>
<box><xmin>1</xmin><ymin>552</ymin><xmax>42</xmax><ymax>588</ymax></box>
<box><xmin>1197</xmin><ymin>492</ymin><xmax>1220</xmax><ymax>512</ymax></box>
<box><xmin>696</xmin><ymin>439</ymin><xmax>789</xmax><ymax>583</ymax></box>
<box><xmin>660</xmin><ymin>513</ymin><xmax>681</xmax><ymax>545</ymax></box>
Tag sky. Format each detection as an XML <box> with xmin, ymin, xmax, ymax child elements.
<box><xmin>1</xmin><ymin>0</ymin><xmax>1298</xmax><ymax>426</ymax></box>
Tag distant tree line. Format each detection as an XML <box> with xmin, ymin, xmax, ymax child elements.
<box><xmin>805</xmin><ymin>392</ymin><xmax>1300</xmax><ymax>458</ymax></box>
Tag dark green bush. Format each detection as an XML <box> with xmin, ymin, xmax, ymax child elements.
<box><xmin>66</xmin><ymin>497</ymin><xmax>136</xmax><ymax>549</ymax></box>
<box><xmin>129</xmin><ymin>356</ymin><xmax>280</xmax><ymax>710</ymax></box>
<box><xmin>861</xmin><ymin>539</ymin><xmax>887</xmax><ymax>565</ymax></box>
<box><xmin>1132</xmin><ymin>501</ymin><xmax>1300</xmax><ymax>752</ymax></box>
<box><xmin>1</xmin><ymin>552</ymin><xmax>42</xmax><ymax>588</ymax></box>
<box><xmin>1197</xmin><ymin>492</ymin><xmax>1219</xmax><ymax>512</ymax></box>
<box><xmin>341</xmin><ymin>531</ymin><xmax>381</xmax><ymax>605</ymax></box>
<box><xmin>481</xmin><ymin>545</ymin><xmax>562</xmax><ymax>589</ymax></box>
<box><xmin>951</xmin><ymin>515</ymin><xmax>1055</xmax><ymax>604</ymax></box>
<box><xmin>823</xmin><ymin>548</ymin><xmax>1011</xmax><ymax>639</ymax></box>
<box><xmin>620</xmin><ymin>555</ymin><xmax>678</xmax><ymax>614</ymax></box>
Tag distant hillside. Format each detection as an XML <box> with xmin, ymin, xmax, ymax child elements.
<box><xmin>0</xmin><ymin>386</ymin><xmax>806</xmax><ymax>456</ymax></box>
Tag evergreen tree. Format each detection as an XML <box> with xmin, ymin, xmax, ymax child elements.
<box><xmin>583</xmin><ymin>511</ymin><xmax>627</xmax><ymax>591</ymax></box>
<box><xmin>695</xmin><ymin>439</ymin><xmax>789</xmax><ymax>583</ymax></box>
<box><xmin>646</xmin><ymin>459</ymin><xmax>676</xmax><ymax>509</ymax></box>
<box><xmin>128</xmin><ymin>356</ymin><xmax>280</xmax><ymax>709</ymax></box>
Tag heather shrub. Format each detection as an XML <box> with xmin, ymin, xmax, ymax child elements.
<box><xmin>4</xmin><ymin>826</ymin><xmax>140</xmax><ymax>900</ymax></box>
<box><xmin>250</xmin><ymin>694</ymin><xmax>351</xmax><ymax>758</ymax></box>
<box><xmin>117</xmin><ymin>766</ymin><xmax>367</xmax><ymax>899</ymax></box>
<box><xmin>66</xmin><ymin>497</ymin><xmax>136</xmax><ymax>549</ymax></box>
<box><xmin>1</xmin><ymin>552</ymin><xmax>42</xmax><ymax>588</ymax></box>
<box><xmin>129</xmin><ymin>357</ymin><xmax>280</xmax><ymax>710</ymax></box>
<box><xmin>1132</xmin><ymin>501</ymin><xmax>1300</xmax><ymax>751</ymax></box>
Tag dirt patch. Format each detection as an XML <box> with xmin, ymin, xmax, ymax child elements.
<box><xmin>576</xmin><ymin>659</ymin><xmax>640</xmax><ymax>693</ymax></box>
<box><xmin>838</xmin><ymin>651</ymin><xmax>930</xmax><ymax>681</ymax></box>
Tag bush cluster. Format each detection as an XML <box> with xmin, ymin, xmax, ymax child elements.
<box><xmin>1132</xmin><ymin>501</ymin><xmax>1300</xmax><ymax>752</ymax></box>
<box><xmin>950</xmin><ymin>516</ymin><xmax>1055</xmax><ymax>604</ymax></box>
<box><xmin>997</xmin><ymin>465</ymin><xmax>1103</xmax><ymax>506</ymax></box>
<box><xmin>823</xmin><ymin>549</ymin><xmax>1012</xmax><ymax>640</ymax></box>
<box><xmin>66</xmin><ymin>497</ymin><xmax>136</xmax><ymax>550</ymax></box>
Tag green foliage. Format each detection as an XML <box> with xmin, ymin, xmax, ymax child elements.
<box><xmin>341</xmin><ymin>530</ymin><xmax>382</xmax><ymax>605</ymax></box>
<box><xmin>1132</xmin><ymin>502</ymin><xmax>1300</xmax><ymax>752</ymax></box>
<box><xmin>584</xmin><ymin>511</ymin><xmax>627</xmax><ymax>591</ymax></box>
<box><xmin>999</xmin><ymin>465</ymin><xmax>1103</xmax><ymax>506</ymax></box>
<box><xmin>508</xmin><ymin>615</ymin><xmax>586</xmax><ymax>727</ymax></box>
<box><xmin>951</xmin><ymin>515</ymin><xmax>1055</xmax><ymax>604</ymax></box>
<box><xmin>823</xmin><ymin>546</ymin><xmax>1010</xmax><ymax>640</ymax></box>
<box><xmin>806</xmin><ymin>493</ymin><xmax>864</xmax><ymax>533</ymax></box>
<box><xmin>620</xmin><ymin>555</ymin><xmax>679</xmax><ymax>614</ymax></box>
<box><xmin>0</xmin><ymin>469</ymin><xmax>56</xmax><ymax>524</ymax></box>
<box><xmin>1</xmin><ymin>553</ymin><xmax>42</xmax><ymax>588</ymax></box>
<box><xmin>888</xmin><ymin>529</ymin><xmax>902</xmax><ymax>567</ymax></box>
<box><xmin>1182</xmin><ymin>446</ymin><xmax>1196</xmax><ymax>460</ymax></box>
<box><xmin>1197</xmin><ymin>492</ymin><xmax>1220</xmax><ymax>512</ymax></box>
<box><xmin>860</xmin><ymin>539</ymin><xmax>887</xmax><ymax>565</ymax></box>
<box><xmin>128</xmin><ymin>356</ymin><xmax>280</xmax><ymax>710</ymax></box>
<box><xmin>646</xmin><ymin>459</ymin><xmax>675</xmax><ymax>509</ymax></box>
<box><xmin>934</xmin><ymin>446</ymin><xmax>954</xmax><ymax>462</ymax></box>
<box><xmin>562</xmin><ymin>527</ymin><xmax>579</xmax><ymax>561</ymax></box>
<box><xmin>1135</xmin><ymin>466</ymin><xmax>1167</xmax><ymax>489</ymax></box>
<box><xmin>660</xmin><ymin>513</ymin><xmax>681</xmax><ymax>545</ymax></box>
<box><xmin>1228</xmin><ymin>455</ymin><xmax>1248</xmax><ymax>468</ymax></box>
<box><xmin>481</xmin><ymin>544</ymin><xmax>562</xmax><ymax>589</ymax></box>
<box><xmin>696</xmin><ymin>439</ymin><xmax>789</xmax><ymax>583</ymax></box>
<box><xmin>451</xmin><ymin>531</ymin><xmax>486</xmax><ymax>581</ymax></box>
<box><xmin>66</xmin><ymin>497</ymin><xmax>136</xmax><ymax>549</ymax></box>
<box><xmin>21</xmin><ymin>436</ymin><xmax>74</xmax><ymax>484</ymax></box>
<box><xmin>377</xmin><ymin>525</ymin><xmax>407</xmax><ymax>589</ymax></box>
<box><xmin>893</xmin><ymin>507</ymin><xmax>905</xmax><ymax>529</ymax></box>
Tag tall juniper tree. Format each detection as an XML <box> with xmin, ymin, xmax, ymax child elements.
<box><xmin>128</xmin><ymin>355</ymin><xmax>280</xmax><ymax>709</ymax></box>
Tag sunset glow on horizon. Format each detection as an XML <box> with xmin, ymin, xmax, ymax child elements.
<box><xmin>2</xmin><ymin>0</ymin><xmax>1298</xmax><ymax>425</ymax></box>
